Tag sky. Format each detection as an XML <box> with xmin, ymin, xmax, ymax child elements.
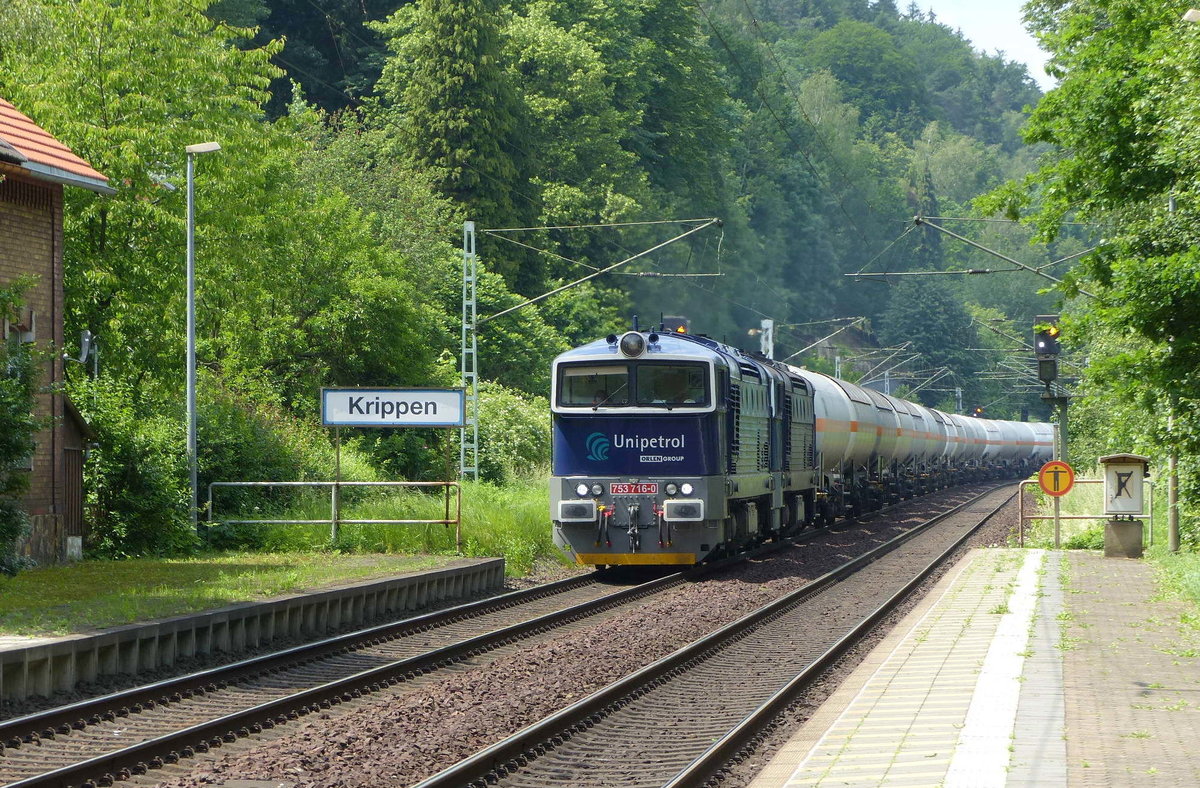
<box><xmin>918</xmin><ymin>0</ymin><xmax>1056</xmax><ymax>92</ymax></box>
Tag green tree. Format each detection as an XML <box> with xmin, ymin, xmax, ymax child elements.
<box><xmin>803</xmin><ymin>20</ymin><xmax>929</xmax><ymax>135</ymax></box>
<box><xmin>0</xmin><ymin>281</ymin><xmax>40</xmax><ymax>575</ymax></box>
<box><xmin>373</xmin><ymin>0</ymin><xmax>531</xmax><ymax>244</ymax></box>
<box><xmin>878</xmin><ymin>278</ymin><xmax>980</xmax><ymax>406</ymax></box>
<box><xmin>986</xmin><ymin>0</ymin><xmax>1200</xmax><ymax>538</ymax></box>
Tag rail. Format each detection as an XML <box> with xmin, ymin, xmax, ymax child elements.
<box><xmin>207</xmin><ymin>480</ymin><xmax>462</xmax><ymax>550</ymax></box>
<box><xmin>413</xmin><ymin>484</ymin><xmax>1016</xmax><ymax>788</ymax></box>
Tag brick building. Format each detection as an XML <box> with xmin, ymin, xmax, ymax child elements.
<box><xmin>0</xmin><ymin>97</ymin><xmax>111</xmax><ymax>563</ymax></box>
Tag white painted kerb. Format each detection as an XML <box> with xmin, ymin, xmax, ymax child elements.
<box><xmin>944</xmin><ymin>549</ymin><xmax>1045</xmax><ymax>787</ymax></box>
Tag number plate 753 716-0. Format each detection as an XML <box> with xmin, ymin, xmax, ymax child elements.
<box><xmin>610</xmin><ymin>483</ymin><xmax>658</xmax><ymax>495</ymax></box>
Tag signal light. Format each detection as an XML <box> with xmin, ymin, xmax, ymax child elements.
<box><xmin>1034</xmin><ymin>315</ymin><xmax>1061</xmax><ymax>357</ymax></box>
<box><xmin>973</xmin><ymin>406</ymin><xmax>984</xmax><ymax>417</ymax></box>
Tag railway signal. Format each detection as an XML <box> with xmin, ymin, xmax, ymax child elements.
<box><xmin>1034</xmin><ymin>314</ymin><xmax>1060</xmax><ymax>386</ymax></box>
<box><xmin>1034</xmin><ymin>323</ymin><xmax>1060</xmax><ymax>356</ymax></box>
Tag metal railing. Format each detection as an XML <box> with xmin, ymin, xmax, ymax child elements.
<box><xmin>207</xmin><ymin>480</ymin><xmax>462</xmax><ymax>551</ymax></box>
<box><xmin>1017</xmin><ymin>478</ymin><xmax>1154</xmax><ymax>548</ymax></box>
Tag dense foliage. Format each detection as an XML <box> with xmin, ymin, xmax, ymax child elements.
<box><xmin>0</xmin><ymin>280</ymin><xmax>39</xmax><ymax>575</ymax></box>
<box><xmin>982</xmin><ymin>0</ymin><xmax>1200</xmax><ymax>544</ymax></box>
<box><xmin>0</xmin><ymin>0</ymin><xmax>1065</xmax><ymax>560</ymax></box>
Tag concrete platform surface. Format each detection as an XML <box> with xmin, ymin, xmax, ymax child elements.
<box><xmin>749</xmin><ymin>548</ymin><xmax>1200</xmax><ymax>787</ymax></box>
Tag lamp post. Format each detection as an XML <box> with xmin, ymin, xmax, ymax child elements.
<box><xmin>185</xmin><ymin>141</ymin><xmax>220</xmax><ymax>533</ymax></box>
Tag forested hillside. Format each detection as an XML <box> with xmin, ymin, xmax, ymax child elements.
<box><xmin>0</xmin><ymin>0</ymin><xmax>1068</xmax><ymax>556</ymax></box>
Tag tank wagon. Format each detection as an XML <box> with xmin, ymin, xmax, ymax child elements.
<box><xmin>551</xmin><ymin>327</ymin><xmax>1054</xmax><ymax>567</ymax></box>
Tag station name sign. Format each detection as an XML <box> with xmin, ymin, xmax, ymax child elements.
<box><xmin>321</xmin><ymin>388</ymin><xmax>465</xmax><ymax>428</ymax></box>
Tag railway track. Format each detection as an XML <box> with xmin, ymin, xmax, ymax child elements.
<box><xmin>0</xmin><ymin>568</ymin><xmax>679</xmax><ymax>788</ymax></box>
<box><xmin>414</xmin><ymin>483</ymin><xmax>1017</xmax><ymax>788</ymax></box>
<box><xmin>0</xmin><ymin>482</ymin><xmax>1006</xmax><ymax>788</ymax></box>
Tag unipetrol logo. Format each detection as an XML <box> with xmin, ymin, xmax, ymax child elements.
<box><xmin>586</xmin><ymin>432</ymin><xmax>611</xmax><ymax>461</ymax></box>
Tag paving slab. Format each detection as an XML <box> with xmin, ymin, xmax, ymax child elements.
<box><xmin>749</xmin><ymin>547</ymin><xmax>1200</xmax><ymax>787</ymax></box>
<box><xmin>1063</xmin><ymin>552</ymin><xmax>1200</xmax><ymax>786</ymax></box>
<box><xmin>749</xmin><ymin>549</ymin><xmax>1063</xmax><ymax>788</ymax></box>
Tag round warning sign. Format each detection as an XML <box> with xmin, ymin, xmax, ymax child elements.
<box><xmin>1038</xmin><ymin>460</ymin><xmax>1075</xmax><ymax>497</ymax></box>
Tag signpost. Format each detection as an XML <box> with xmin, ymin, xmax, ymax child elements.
<box><xmin>1038</xmin><ymin>460</ymin><xmax>1074</xmax><ymax>496</ymax></box>
<box><xmin>1038</xmin><ymin>460</ymin><xmax>1074</xmax><ymax>548</ymax></box>
<box><xmin>321</xmin><ymin>388</ymin><xmax>465</xmax><ymax>546</ymax></box>
<box><xmin>1100</xmin><ymin>454</ymin><xmax>1150</xmax><ymax>558</ymax></box>
<box><xmin>321</xmin><ymin>388</ymin><xmax>465</xmax><ymax>428</ymax></box>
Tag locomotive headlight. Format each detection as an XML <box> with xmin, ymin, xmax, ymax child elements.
<box><xmin>619</xmin><ymin>331</ymin><xmax>647</xmax><ymax>357</ymax></box>
<box><xmin>575</xmin><ymin>483</ymin><xmax>590</xmax><ymax>497</ymax></box>
<box><xmin>665</xmin><ymin>483</ymin><xmax>678</xmax><ymax>495</ymax></box>
<box><xmin>680</xmin><ymin>483</ymin><xmax>694</xmax><ymax>495</ymax></box>
<box><xmin>591</xmin><ymin>483</ymin><xmax>604</xmax><ymax>496</ymax></box>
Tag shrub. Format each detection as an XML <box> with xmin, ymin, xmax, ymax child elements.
<box><xmin>0</xmin><ymin>281</ymin><xmax>41</xmax><ymax>575</ymax></box>
<box><xmin>83</xmin><ymin>378</ymin><xmax>195</xmax><ymax>558</ymax></box>
<box><xmin>197</xmin><ymin>376</ymin><xmax>343</xmax><ymax>549</ymax></box>
<box><xmin>476</xmin><ymin>381</ymin><xmax>550</xmax><ymax>484</ymax></box>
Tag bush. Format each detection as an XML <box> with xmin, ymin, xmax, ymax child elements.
<box><xmin>197</xmin><ymin>376</ymin><xmax>343</xmax><ymax>549</ymax></box>
<box><xmin>81</xmin><ymin>371</ymin><xmax>349</xmax><ymax>557</ymax></box>
<box><xmin>0</xmin><ymin>281</ymin><xmax>41</xmax><ymax>575</ymax></box>
<box><xmin>476</xmin><ymin>381</ymin><xmax>550</xmax><ymax>484</ymax></box>
<box><xmin>1063</xmin><ymin>526</ymin><xmax>1105</xmax><ymax>550</ymax></box>
<box><xmin>84</xmin><ymin>378</ymin><xmax>195</xmax><ymax>558</ymax></box>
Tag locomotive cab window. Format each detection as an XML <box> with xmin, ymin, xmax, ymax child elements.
<box><xmin>557</xmin><ymin>361</ymin><xmax>709</xmax><ymax>408</ymax></box>
<box><xmin>635</xmin><ymin>363</ymin><xmax>709</xmax><ymax>407</ymax></box>
<box><xmin>559</xmin><ymin>364</ymin><xmax>630</xmax><ymax>407</ymax></box>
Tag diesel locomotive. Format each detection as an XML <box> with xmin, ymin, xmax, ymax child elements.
<box><xmin>550</xmin><ymin>327</ymin><xmax>1054</xmax><ymax>567</ymax></box>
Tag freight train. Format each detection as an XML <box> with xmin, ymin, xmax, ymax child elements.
<box><xmin>550</xmin><ymin>327</ymin><xmax>1054</xmax><ymax>566</ymax></box>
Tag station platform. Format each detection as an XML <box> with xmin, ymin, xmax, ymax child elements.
<box><xmin>749</xmin><ymin>548</ymin><xmax>1200</xmax><ymax>787</ymax></box>
<box><xmin>0</xmin><ymin>558</ymin><xmax>505</xmax><ymax>701</ymax></box>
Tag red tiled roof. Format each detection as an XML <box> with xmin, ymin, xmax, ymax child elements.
<box><xmin>0</xmin><ymin>97</ymin><xmax>111</xmax><ymax>193</ymax></box>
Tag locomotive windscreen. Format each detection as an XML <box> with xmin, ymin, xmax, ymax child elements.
<box><xmin>635</xmin><ymin>363</ymin><xmax>708</xmax><ymax>406</ymax></box>
<box><xmin>560</xmin><ymin>365</ymin><xmax>630</xmax><ymax>406</ymax></box>
<box><xmin>558</xmin><ymin>362</ymin><xmax>708</xmax><ymax>408</ymax></box>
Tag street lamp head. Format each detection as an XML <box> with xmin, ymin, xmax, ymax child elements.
<box><xmin>185</xmin><ymin>141</ymin><xmax>221</xmax><ymax>154</ymax></box>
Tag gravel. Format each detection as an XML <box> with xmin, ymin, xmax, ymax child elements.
<box><xmin>150</xmin><ymin>485</ymin><xmax>1001</xmax><ymax>788</ymax></box>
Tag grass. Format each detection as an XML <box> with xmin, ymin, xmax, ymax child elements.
<box><xmin>0</xmin><ymin>552</ymin><xmax>451</xmax><ymax>635</ymax></box>
<box><xmin>208</xmin><ymin>477</ymin><xmax>559</xmax><ymax>576</ymax></box>
<box><xmin>1022</xmin><ymin>468</ymin><xmax>1167</xmax><ymax>550</ymax></box>
<box><xmin>1022</xmin><ymin>476</ymin><xmax>1111</xmax><ymax>548</ymax></box>
<box><xmin>1148</xmin><ymin>546</ymin><xmax>1200</xmax><ymax>617</ymax></box>
<box><xmin>0</xmin><ymin>477</ymin><xmax>570</xmax><ymax>637</ymax></box>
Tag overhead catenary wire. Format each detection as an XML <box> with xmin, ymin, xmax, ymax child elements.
<box><xmin>480</xmin><ymin>219</ymin><xmax>722</xmax><ymax>324</ymax></box>
<box><xmin>919</xmin><ymin>216</ymin><xmax>1100</xmax><ymax>227</ymax></box>
<box><xmin>484</xmin><ymin>219</ymin><xmax>720</xmax><ymax>233</ymax></box>
<box><xmin>853</xmin><ymin>224</ymin><xmax>920</xmax><ymax>275</ymax></box>
<box><xmin>779</xmin><ymin>318</ymin><xmax>867</xmax><ymax>363</ymax></box>
<box><xmin>914</xmin><ymin>216</ymin><xmax>1097</xmax><ymax>298</ymax></box>
<box><xmin>848</xmin><ymin>217</ymin><xmax>1098</xmax><ymax>298</ymax></box>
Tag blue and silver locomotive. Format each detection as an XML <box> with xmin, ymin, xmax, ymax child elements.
<box><xmin>550</xmin><ymin>328</ymin><xmax>1054</xmax><ymax>567</ymax></box>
